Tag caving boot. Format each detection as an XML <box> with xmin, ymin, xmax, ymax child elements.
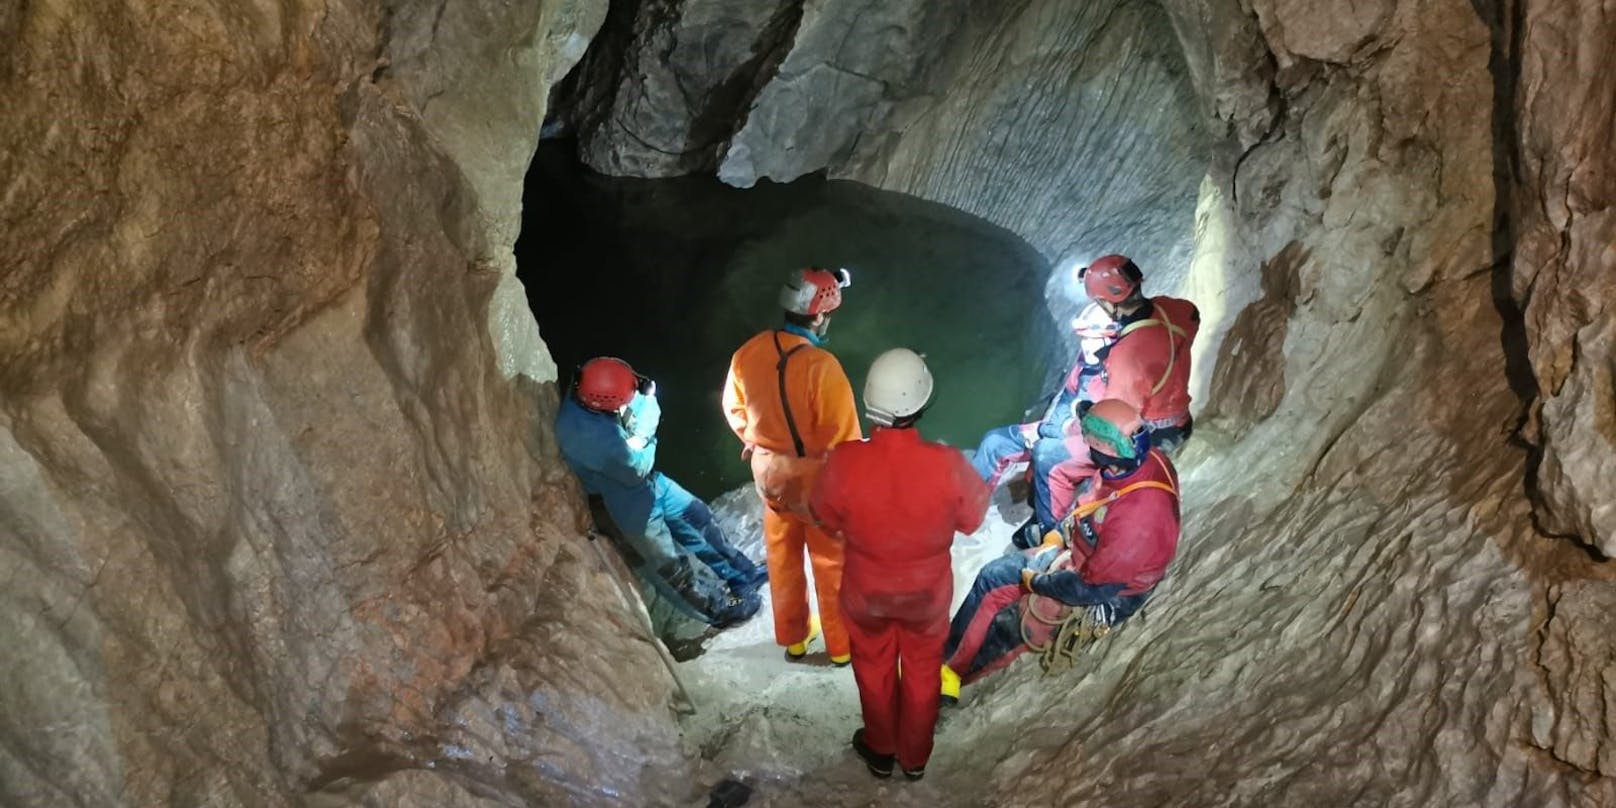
<box><xmin>939</xmin><ymin>664</ymin><xmax>961</xmax><ymax>707</ymax></box>
<box><xmin>786</xmin><ymin>614</ymin><xmax>821</xmax><ymax>660</ymax></box>
<box><xmin>709</xmin><ymin>589</ymin><xmax>761</xmax><ymax>629</ymax></box>
<box><xmin>851</xmin><ymin>729</ymin><xmax>894</xmax><ymax>779</ymax></box>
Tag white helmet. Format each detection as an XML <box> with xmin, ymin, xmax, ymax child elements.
<box><xmin>864</xmin><ymin>348</ymin><xmax>934</xmax><ymax>426</ymax></box>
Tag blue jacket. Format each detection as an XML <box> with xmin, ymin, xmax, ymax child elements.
<box><xmin>555</xmin><ymin>391</ymin><xmax>662</xmax><ymax>533</ymax></box>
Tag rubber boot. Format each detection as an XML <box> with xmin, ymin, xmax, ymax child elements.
<box><xmin>786</xmin><ymin>614</ymin><xmax>821</xmax><ymax>660</ymax></box>
<box><xmin>940</xmin><ymin>664</ymin><xmax>961</xmax><ymax>707</ymax></box>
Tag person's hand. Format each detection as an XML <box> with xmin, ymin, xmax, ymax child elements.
<box><xmin>741</xmin><ymin>443</ymin><xmax>755</xmax><ymax>461</ymax></box>
<box><xmin>1036</xmin><ymin>420</ymin><xmax>1064</xmax><ymax>440</ymax></box>
<box><xmin>1018</xmin><ymin>424</ymin><xmax>1039</xmax><ymax>448</ymax></box>
<box><xmin>626</xmin><ymin>436</ymin><xmax>650</xmax><ymax>451</ymax></box>
<box><xmin>1039</xmin><ymin>529</ymin><xmax>1064</xmax><ymax>550</ymax></box>
<box><xmin>1020</xmin><ymin>568</ymin><xmax>1038</xmax><ymax>592</ymax></box>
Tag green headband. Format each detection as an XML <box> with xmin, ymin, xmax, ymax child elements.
<box><xmin>1080</xmin><ymin>411</ymin><xmax>1138</xmax><ymax>459</ymax></box>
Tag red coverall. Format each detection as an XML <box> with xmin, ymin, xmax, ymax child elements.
<box><xmin>725</xmin><ymin>329</ymin><xmax>863</xmax><ymax>658</ymax></box>
<box><xmin>946</xmin><ymin>448</ymin><xmax>1181</xmax><ymax>684</ymax></box>
<box><xmin>1045</xmin><ymin>296</ymin><xmax>1199</xmax><ymax>522</ymax></box>
<box><xmin>810</xmin><ymin>426</ymin><xmax>990</xmax><ymax>772</ymax></box>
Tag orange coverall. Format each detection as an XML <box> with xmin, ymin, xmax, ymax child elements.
<box><xmin>724</xmin><ymin>329</ymin><xmax>862</xmax><ymax>658</ymax></box>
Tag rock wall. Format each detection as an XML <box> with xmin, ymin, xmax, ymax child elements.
<box><xmin>0</xmin><ymin>1</ymin><xmax>688</xmax><ymax>806</ymax></box>
<box><xmin>3</xmin><ymin>0</ymin><xmax>1614</xmax><ymax>804</ymax></box>
<box><xmin>1508</xmin><ymin>0</ymin><xmax>1615</xmax><ymax>559</ymax></box>
<box><xmin>1503</xmin><ymin>0</ymin><xmax>1616</xmax><ymax>780</ymax></box>
<box><xmin>565</xmin><ymin>0</ymin><xmax>1207</xmax><ymax>270</ymax></box>
<box><xmin>957</xmin><ymin>0</ymin><xmax>1616</xmax><ymax>801</ymax></box>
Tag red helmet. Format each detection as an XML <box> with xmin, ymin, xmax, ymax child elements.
<box><xmin>779</xmin><ymin>267</ymin><xmax>851</xmax><ymax>316</ymax></box>
<box><xmin>577</xmin><ymin>357</ymin><xmax>638</xmax><ymax>412</ymax></box>
<box><xmin>1079</xmin><ymin>254</ymin><xmax>1142</xmax><ymax>303</ymax></box>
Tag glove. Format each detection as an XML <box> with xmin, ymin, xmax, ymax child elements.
<box><xmin>1039</xmin><ymin>529</ymin><xmax>1064</xmax><ymax>550</ymax></box>
<box><xmin>1020</xmin><ymin>568</ymin><xmax>1038</xmax><ymax>592</ymax></box>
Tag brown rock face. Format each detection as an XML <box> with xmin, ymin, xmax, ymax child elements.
<box><xmin>1509</xmin><ymin>0</ymin><xmax>1616</xmax><ymax>558</ymax></box>
<box><xmin>0</xmin><ymin>1</ymin><xmax>686</xmax><ymax>805</ymax></box>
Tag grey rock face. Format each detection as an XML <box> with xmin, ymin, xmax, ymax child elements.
<box><xmin>715</xmin><ymin>0</ymin><xmax>965</xmax><ymax>188</ymax></box>
<box><xmin>837</xmin><ymin>0</ymin><xmax>1206</xmax><ymax>274</ymax></box>
<box><xmin>570</xmin><ymin>0</ymin><xmax>805</xmax><ymax>176</ymax></box>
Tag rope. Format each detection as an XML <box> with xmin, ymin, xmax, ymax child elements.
<box><xmin>1020</xmin><ymin>597</ymin><xmax>1116</xmax><ymax>674</ymax></box>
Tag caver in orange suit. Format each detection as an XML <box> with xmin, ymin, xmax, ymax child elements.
<box><xmin>723</xmin><ymin>269</ymin><xmax>861</xmax><ymax>660</ymax></box>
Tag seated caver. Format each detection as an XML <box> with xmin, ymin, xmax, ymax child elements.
<box><xmin>556</xmin><ymin>357</ymin><xmax>764</xmax><ymax>629</ymax></box>
<box><xmin>941</xmin><ymin>399</ymin><xmax>1182</xmax><ymax>700</ymax></box>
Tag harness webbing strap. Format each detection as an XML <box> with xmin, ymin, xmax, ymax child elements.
<box><xmin>772</xmin><ymin>331</ymin><xmax>809</xmax><ymax>458</ymax></box>
<box><xmin>1116</xmin><ymin>306</ymin><xmax>1184</xmax><ymax>396</ymax></box>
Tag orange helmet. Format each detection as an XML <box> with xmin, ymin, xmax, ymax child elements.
<box><xmin>1078</xmin><ymin>254</ymin><xmax>1142</xmax><ymax>303</ymax></box>
<box><xmin>1080</xmin><ymin>398</ymin><xmax>1148</xmax><ymax>460</ymax></box>
<box><xmin>576</xmin><ymin>357</ymin><xmax>638</xmax><ymax>412</ymax></box>
<box><xmin>779</xmin><ymin>267</ymin><xmax>851</xmax><ymax>316</ymax></box>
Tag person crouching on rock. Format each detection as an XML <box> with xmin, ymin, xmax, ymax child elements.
<box><xmin>556</xmin><ymin>356</ymin><xmax>765</xmax><ymax>629</ymax></box>
<box><xmin>940</xmin><ymin>399</ymin><xmax>1182</xmax><ymax>702</ymax></box>
<box><xmin>810</xmin><ymin>348</ymin><xmax>990</xmax><ymax>781</ymax></box>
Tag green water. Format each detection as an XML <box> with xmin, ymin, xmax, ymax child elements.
<box><xmin>518</xmin><ymin>142</ymin><xmax>1056</xmax><ymax>500</ymax></box>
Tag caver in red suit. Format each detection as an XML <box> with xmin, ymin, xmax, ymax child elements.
<box><xmin>811</xmin><ymin>348</ymin><xmax>989</xmax><ymax>780</ymax></box>
<box><xmin>946</xmin><ymin>399</ymin><xmax>1182</xmax><ymax>688</ymax></box>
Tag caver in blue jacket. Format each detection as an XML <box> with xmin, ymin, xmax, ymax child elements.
<box><xmin>556</xmin><ymin>388</ymin><xmax>764</xmax><ymax>626</ymax></box>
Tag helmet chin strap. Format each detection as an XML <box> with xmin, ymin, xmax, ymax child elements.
<box><xmin>1091</xmin><ymin>449</ymin><xmax>1144</xmax><ymax>478</ymax></box>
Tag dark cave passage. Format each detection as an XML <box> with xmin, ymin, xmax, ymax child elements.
<box><xmin>516</xmin><ymin>140</ymin><xmax>1058</xmax><ymax>498</ymax></box>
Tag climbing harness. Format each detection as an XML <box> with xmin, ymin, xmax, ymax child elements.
<box><xmin>1022</xmin><ymin>458</ymin><xmax>1178</xmax><ymax>674</ymax></box>
<box><xmin>1023</xmin><ymin>598</ymin><xmax>1118</xmax><ymax>674</ymax></box>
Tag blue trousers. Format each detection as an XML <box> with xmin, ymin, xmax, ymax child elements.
<box><xmin>971</xmin><ymin>425</ymin><xmax>1032</xmax><ymax>487</ymax></box>
<box><xmin>654</xmin><ymin>472</ymin><xmax>764</xmax><ymax>592</ymax></box>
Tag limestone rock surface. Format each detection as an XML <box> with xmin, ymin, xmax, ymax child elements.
<box><xmin>1508</xmin><ymin>0</ymin><xmax>1616</xmax><ymax>557</ymax></box>
<box><xmin>0</xmin><ymin>1</ymin><xmax>687</xmax><ymax>806</ymax></box>
<box><xmin>564</xmin><ymin>0</ymin><xmax>1208</xmax><ymax>279</ymax></box>
<box><xmin>566</xmin><ymin>0</ymin><xmax>804</xmax><ymax>176</ymax></box>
